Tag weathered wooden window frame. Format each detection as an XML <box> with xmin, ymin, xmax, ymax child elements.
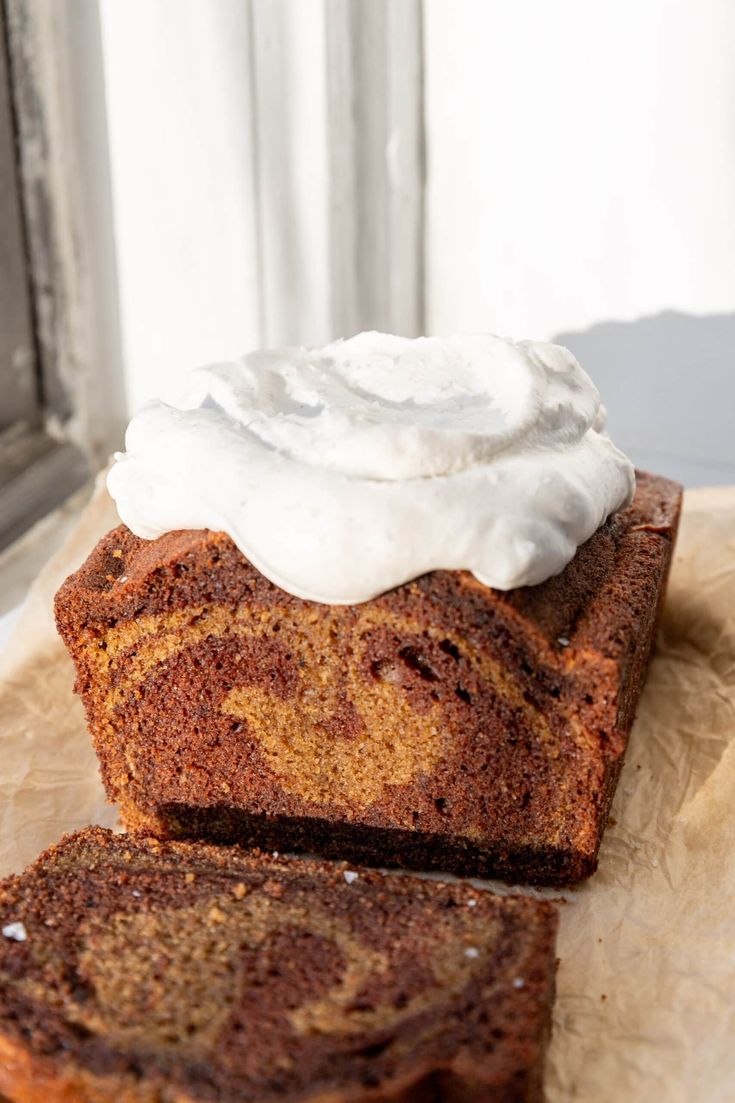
<box><xmin>0</xmin><ymin>0</ymin><xmax>125</xmax><ymax>552</ymax></box>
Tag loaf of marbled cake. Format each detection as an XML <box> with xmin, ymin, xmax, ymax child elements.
<box><xmin>55</xmin><ymin>472</ymin><xmax>681</xmax><ymax>884</ymax></box>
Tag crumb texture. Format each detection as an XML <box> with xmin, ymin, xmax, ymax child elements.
<box><xmin>0</xmin><ymin>828</ymin><xmax>558</xmax><ymax>1102</ymax></box>
<box><xmin>55</xmin><ymin>472</ymin><xmax>682</xmax><ymax>884</ymax></box>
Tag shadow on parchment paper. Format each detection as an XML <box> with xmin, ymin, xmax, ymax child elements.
<box><xmin>658</xmin><ymin>572</ymin><xmax>729</xmax><ymax>657</ymax></box>
<box><xmin>632</xmin><ymin>581</ymin><xmax>733</xmax><ymax>818</ymax></box>
<box><xmin>554</xmin><ymin>310</ymin><xmax>735</xmax><ymax>488</ymax></box>
<box><xmin>589</xmin><ymin>486</ymin><xmax>735</xmax><ymax>900</ymax></box>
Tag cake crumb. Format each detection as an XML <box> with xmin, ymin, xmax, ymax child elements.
<box><xmin>464</xmin><ymin>947</ymin><xmax>480</xmax><ymax>959</ymax></box>
<box><xmin>185</xmin><ymin>872</ymin><xmax>196</xmax><ymax>883</ymax></box>
<box><xmin>112</xmin><ymin>549</ymin><xmax>123</xmax><ymax>558</ymax></box>
<box><xmin>208</xmin><ymin>906</ymin><xmax>227</xmax><ymax>924</ymax></box>
<box><xmin>343</xmin><ymin>870</ymin><xmax>359</xmax><ymax>884</ymax></box>
<box><xmin>512</xmin><ymin>977</ymin><xmax>525</xmax><ymax>989</ymax></box>
<box><xmin>232</xmin><ymin>882</ymin><xmax>248</xmax><ymax>900</ymax></box>
<box><xmin>2</xmin><ymin>922</ymin><xmax>27</xmax><ymax>942</ymax></box>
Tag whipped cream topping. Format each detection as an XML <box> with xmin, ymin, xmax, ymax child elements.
<box><xmin>108</xmin><ymin>332</ymin><xmax>635</xmax><ymax>603</ymax></box>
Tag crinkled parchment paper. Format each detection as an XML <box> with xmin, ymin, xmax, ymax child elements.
<box><xmin>1</xmin><ymin>478</ymin><xmax>734</xmax><ymax>1101</ymax></box>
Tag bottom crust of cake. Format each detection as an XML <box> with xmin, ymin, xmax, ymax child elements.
<box><xmin>120</xmin><ymin>799</ymin><xmax>604</xmax><ymax>885</ymax></box>
<box><xmin>0</xmin><ymin>1034</ymin><xmax>546</xmax><ymax>1103</ymax></box>
<box><xmin>0</xmin><ymin>1036</ymin><xmax>546</xmax><ymax>1103</ymax></box>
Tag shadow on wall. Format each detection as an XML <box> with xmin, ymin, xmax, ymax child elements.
<box><xmin>554</xmin><ymin>311</ymin><xmax>735</xmax><ymax>488</ymax></box>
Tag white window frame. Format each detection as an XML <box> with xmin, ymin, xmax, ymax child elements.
<box><xmin>249</xmin><ymin>0</ymin><xmax>425</xmax><ymax>344</ymax></box>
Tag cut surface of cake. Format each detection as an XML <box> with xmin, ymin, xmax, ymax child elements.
<box><xmin>0</xmin><ymin>828</ymin><xmax>558</xmax><ymax>1103</ymax></box>
<box><xmin>55</xmin><ymin>472</ymin><xmax>681</xmax><ymax>884</ymax></box>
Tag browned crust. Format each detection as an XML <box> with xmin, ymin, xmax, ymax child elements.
<box><xmin>0</xmin><ymin>1032</ymin><xmax>166</xmax><ymax>1103</ymax></box>
<box><xmin>0</xmin><ymin>828</ymin><xmax>557</xmax><ymax>1103</ymax></box>
<box><xmin>0</xmin><ymin>1034</ymin><xmax>548</xmax><ymax>1103</ymax></box>
<box><xmin>0</xmin><ymin>1032</ymin><xmax>476</xmax><ymax>1103</ymax></box>
<box><xmin>54</xmin><ymin>472</ymin><xmax>682</xmax><ymax>885</ymax></box>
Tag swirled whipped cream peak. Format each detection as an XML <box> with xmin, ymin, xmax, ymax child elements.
<box><xmin>107</xmin><ymin>332</ymin><xmax>635</xmax><ymax>603</ymax></box>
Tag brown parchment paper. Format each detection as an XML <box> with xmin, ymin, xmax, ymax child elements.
<box><xmin>1</xmin><ymin>477</ymin><xmax>734</xmax><ymax>1101</ymax></box>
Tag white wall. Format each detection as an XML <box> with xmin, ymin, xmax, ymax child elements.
<box><xmin>424</xmin><ymin>0</ymin><xmax>735</xmax><ymax>484</ymax></box>
<box><xmin>425</xmin><ymin>0</ymin><xmax>735</xmax><ymax>339</ymax></box>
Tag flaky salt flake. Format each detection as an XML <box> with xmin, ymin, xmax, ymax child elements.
<box><xmin>464</xmin><ymin>947</ymin><xmax>480</xmax><ymax>959</ymax></box>
<box><xmin>467</xmin><ymin>898</ymin><xmax>478</xmax><ymax>907</ymax></box>
<box><xmin>132</xmin><ymin>890</ymin><xmax>142</xmax><ymax>898</ymax></box>
<box><xmin>343</xmin><ymin>871</ymin><xmax>359</xmax><ymax>884</ymax></box>
<box><xmin>650</xmin><ymin>858</ymin><xmax>659</xmax><ymax>868</ymax></box>
<box><xmin>557</xmin><ymin>636</ymin><xmax>570</xmax><ymax>647</ymax></box>
<box><xmin>2</xmin><ymin>922</ymin><xmax>27</xmax><ymax>942</ymax></box>
<box><xmin>513</xmin><ymin>977</ymin><xmax>525</xmax><ymax>989</ymax></box>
